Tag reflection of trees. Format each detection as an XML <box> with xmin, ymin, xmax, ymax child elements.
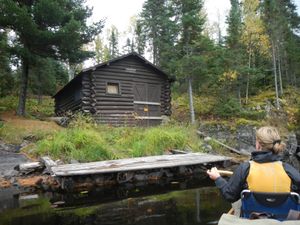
<box><xmin>0</xmin><ymin>187</ymin><xmax>231</xmax><ymax>225</ymax></box>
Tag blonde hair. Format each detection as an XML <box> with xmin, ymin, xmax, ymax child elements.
<box><xmin>256</xmin><ymin>126</ymin><xmax>286</xmax><ymax>154</ymax></box>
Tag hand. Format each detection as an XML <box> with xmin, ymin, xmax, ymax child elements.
<box><xmin>207</xmin><ymin>167</ymin><xmax>221</xmax><ymax>181</ymax></box>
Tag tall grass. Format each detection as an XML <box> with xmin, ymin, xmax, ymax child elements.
<box><xmin>35</xmin><ymin>121</ymin><xmax>202</xmax><ymax>162</ymax></box>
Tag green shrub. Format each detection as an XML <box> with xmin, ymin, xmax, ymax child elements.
<box><xmin>0</xmin><ymin>95</ymin><xmax>54</xmax><ymax>117</ymax></box>
<box><xmin>239</xmin><ymin>110</ymin><xmax>266</xmax><ymax>120</ymax></box>
<box><xmin>213</xmin><ymin>97</ymin><xmax>241</xmax><ymax>118</ymax></box>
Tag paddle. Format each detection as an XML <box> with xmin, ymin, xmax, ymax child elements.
<box><xmin>217</xmin><ymin>170</ymin><xmax>233</xmax><ymax>176</ymax></box>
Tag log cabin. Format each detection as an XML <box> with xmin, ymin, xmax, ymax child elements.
<box><xmin>53</xmin><ymin>52</ymin><xmax>174</xmax><ymax>126</ymax></box>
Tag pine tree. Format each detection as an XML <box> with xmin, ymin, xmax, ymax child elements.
<box><xmin>172</xmin><ymin>0</ymin><xmax>206</xmax><ymax>123</ymax></box>
<box><xmin>137</xmin><ymin>0</ymin><xmax>177</xmax><ymax>66</ymax></box>
<box><xmin>0</xmin><ymin>0</ymin><xmax>103</xmax><ymax>115</ymax></box>
<box><xmin>108</xmin><ymin>26</ymin><xmax>119</xmax><ymax>59</ymax></box>
<box><xmin>224</xmin><ymin>0</ymin><xmax>245</xmax><ymax>105</ymax></box>
<box><xmin>0</xmin><ymin>30</ymin><xmax>14</xmax><ymax>97</ymax></box>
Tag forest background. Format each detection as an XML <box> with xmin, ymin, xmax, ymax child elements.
<box><xmin>0</xmin><ymin>0</ymin><xmax>300</xmax><ymax>162</ymax></box>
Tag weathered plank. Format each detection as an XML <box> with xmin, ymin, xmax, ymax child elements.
<box><xmin>51</xmin><ymin>153</ymin><xmax>231</xmax><ymax>176</ymax></box>
<box><xmin>40</xmin><ymin>156</ymin><xmax>57</xmax><ymax>174</ymax></box>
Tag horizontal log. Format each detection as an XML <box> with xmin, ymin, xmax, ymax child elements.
<box><xmin>197</xmin><ymin>131</ymin><xmax>251</xmax><ymax>156</ymax></box>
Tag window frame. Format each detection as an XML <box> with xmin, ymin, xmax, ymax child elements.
<box><xmin>106</xmin><ymin>81</ymin><xmax>121</xmax><ymax>95</ymax></box>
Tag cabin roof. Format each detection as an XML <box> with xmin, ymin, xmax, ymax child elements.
<box><xmin>53</xmin><ymin>52</ymin><xmax>174</xmax><ymax>98</ymax></box>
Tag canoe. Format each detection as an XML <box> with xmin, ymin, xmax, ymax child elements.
<box><xmin>218</xmin><ymin>214</ymin><xmax>300</xmax><ymax>225</ymax></box>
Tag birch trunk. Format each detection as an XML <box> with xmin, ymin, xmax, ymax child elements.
<box><xmin>245</xmin><ymin>49</ymin><xmax>251</xmax><ymax>105</ymax></box>
<box><xmin>188</xmin><ymin>77</ymin><xmax>195</xmax><ymax>124</ymax></box>
<box><xmin>271</xmin><ymin>40</ymin><xmax>280</xmax><ymax>109</ymax></box>
<box><xmin>276</xmin><ymin>45</ymin><xmax>283</xmax><ymax>96</ymax></box>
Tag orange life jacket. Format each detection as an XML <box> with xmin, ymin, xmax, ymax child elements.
<box><xmin>246</xmin><ymin>161</ymin><xmax>291</xmax><ymax>192</ymax></box>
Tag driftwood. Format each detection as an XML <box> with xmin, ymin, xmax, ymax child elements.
<box><xmin>15</xmin><ymin>162</ymin><xmax>44</xmax><ymax>173</ymax></box>
<box><xmin>197</xmin><ymin>131</ymin><xmax>251</xmax><ymax>156</ymax></box>
<box><xmin>40</xmin><ymin>156</ymin><xmax>57</xmax><ymax>174</ymax></box>
<box><xmin>15</xmin><ymin>156</ymin><xmax>57</xmax><ymax>174</ymax></box>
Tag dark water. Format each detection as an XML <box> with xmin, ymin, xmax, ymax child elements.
<box><xmin>0</xmin><ymin>177</ymin><xmax>230</xmax><ymax>225</ymax></box>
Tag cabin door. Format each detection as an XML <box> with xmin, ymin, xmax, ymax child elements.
<box><xmin>133</xmin><ymin>83</ymin><xmax>161</xmax><ymax>125</ymax></box>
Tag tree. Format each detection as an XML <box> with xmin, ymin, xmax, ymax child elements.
<box><xmin>138</xmin><ymin>0</ymin><xmax>178</xmax><ymax>67</ymax></box>
<box><xmin>0</xmin><ymin>0</ymin><xmax>104</xmax><ymax>115</ymax></box>
<box><xmin>172</xmin><ymin>0</ymin><xmax>206</xmax><ymax>123</ymax></box>
<box><xmin>241</xmin><ymin>0</ymin><xmax>270</xmax><ymax>104</ymax></box>
<box><xmin>262</xmin><ymin>0</ymin><xmax>300</xmax><ymax>108</ymax></box>
<box><xmin>30</xmin><ymin>58</ymin><xmax>68</xmax><ymax>103</ymax></box>
<box><xmin>108</xmin><ymin>25</ymin><xmax>119</xmax><ymax>59</ymax></box>
<box><xmin>224</xmin><ymin>0</ymin><xmax>245</xmax><ymax>105</ymax></box>
<box><xmin>134</xmin><ymin>20</ymin><xmax>146</xmax><ymax>55</ymax></box>
<box><xmin>0</xmin><ymin>29</ymin><xmax>14</xmax><ymax>97</ymax></box>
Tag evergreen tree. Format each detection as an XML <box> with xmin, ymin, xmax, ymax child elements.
<box><xmin>0</xmin><ymin>0</ymin><xmax>104</xmax><ymax>115</ymax></box>
<box><xmin>138</xmin><ymin>0</ymin><xmax>178</xmax><ymax>67</ymax></box>
<box><xmin>171</xmin><ymin>0</ymin><xmax>206</xmax><ymax>123</ymax></box>
<box><xmin>262</xmin><ymin>0</ymin><xmax>300</xmax><ymax>107</ymax></box>
<box><xmin>134</xmin><ymin>20</ymin><xmax>146</xmax><ymax>55</ymax></box>
<box><xmin>0</xmin><ymin>30</ymin><xmax>14</xmax><ymax>97</ymax></box>
<box><xmin>108</xmin><ymin>25</ymin><xmax>119</xmax><ymax>59</ymax></box>
<box><xmin>30</xmin><ymin>58</ymin><xmax>68</xmax><ymax>102</ymax></box>
<box><xmin>224</xmin><ymin>0</ymin><xmax>245</xmax><ymax>104</ymax></box>
<box><xmin>94</xmin><ymin>35</ymin><xmax>105</xmax><ymax>64</ymax></box>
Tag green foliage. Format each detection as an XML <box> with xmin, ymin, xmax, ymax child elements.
<box><xmin>0</xmin><ymin>95</ymin><xmax>54</xmax><ymax>117</ymax></box>
<box><xmin>212</xmin><ymin>96</ymin><xmax>241</xmax><ymax>118</ymax></box>
<box><xmin>238</xmin><ymin>110</ymin><xmax>265</xmax><ymax>120</ymax></box>
<box><xmin>34</xmin><ymin>123</ymin><xmax>202</xmax><ymax>162</ymax></box>
<box><xmin>172</xmin><ymin>94</ymin><xmax>216</xmax><ymax>122</ymax></box>
<box><xmin>30</xmin><ymin>58</ymin><xmax>68</xmax><ymax>96</ymax></box>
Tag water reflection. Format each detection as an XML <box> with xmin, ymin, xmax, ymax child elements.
<box><xmin>0</xmin><ymin>177</ymin><xmax>230</xmax><ymax>225</ymax></box>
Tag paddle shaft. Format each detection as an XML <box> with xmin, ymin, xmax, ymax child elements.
<box><xmin>217</xmin><ymin>170</ymin><xmax>233</xmax><ymax>176</ymax></box>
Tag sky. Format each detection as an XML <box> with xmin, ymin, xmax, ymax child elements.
<box><xmin>86</xmin><ymin>0</ymin><xmax>232</xmax><ymax>35</ymax></box>
<box><xmin>86</xmin><ymin>0</ymin><xmax>300</xmax><ymax>35</ymax></box>
<box><xmin>86</xmin><ymin>0</ymin><xmax>145</xmax><ymax>35</ymax></box>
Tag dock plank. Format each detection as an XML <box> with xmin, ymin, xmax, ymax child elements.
<box><xmin>51</xmin><ymin>153</ymin><xmax>231</xmax><ymax>176</ymax></box>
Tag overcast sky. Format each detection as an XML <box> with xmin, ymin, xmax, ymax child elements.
<box><xmin>86</xmin><ymin>0</ymin><xmax>299</xmax><ymax>33</ymax></box>
<box><xmin>86</xmin><ymin>0</ymin><xmax>232</xmax><ymax>34</ymax></box>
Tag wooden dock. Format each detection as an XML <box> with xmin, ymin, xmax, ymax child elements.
<box><xmin>51</xmin><ymin>153</ymin><xmax>231</xmax><ymax>177</ymax></box>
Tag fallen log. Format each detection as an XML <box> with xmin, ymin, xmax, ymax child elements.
<box><xmin>15</xmin><ymin>162</ymin><xmax>44</xmax><ymax>173</ymax></box>
<box><xmin>197</xmin><ymin>131</ymin><xmax>251</xmax><ymax>156</ymax></box>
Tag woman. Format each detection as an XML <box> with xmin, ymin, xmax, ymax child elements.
<box><xmin>207</xmin><ymin>126</ymin><xmax>300</xmax><ymax>203</ymax></box>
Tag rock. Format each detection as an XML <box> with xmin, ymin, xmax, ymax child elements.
<box><xmin>70</xmin><ymin>159</ymin><xmax>79</xmax><ymax>164</ymax></box>
<box><xmin>0</xmin><ymin>141</ymin><xmax>20</xmax><ymax>153</ymax></box>
<box><xmin>204</xmin><ymin>137</ymin><xmax>211</xmax><ymax>142</ymax></box>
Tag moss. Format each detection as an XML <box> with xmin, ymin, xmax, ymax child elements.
<box><xmin>235</xmin><ymin>118</ymin><xmax>262</xmax><ymax>127</ymax></box>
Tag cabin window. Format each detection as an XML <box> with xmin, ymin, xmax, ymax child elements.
<box><xmin>106</xmin><ymin>82</ymin><xmax>120</xmax><ymax>95</ymax></box>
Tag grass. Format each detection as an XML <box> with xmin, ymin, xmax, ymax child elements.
<box><xmin>32</xmin><ymin>118</ymin><xmax>203</xmax><ymax>162</ymax></box>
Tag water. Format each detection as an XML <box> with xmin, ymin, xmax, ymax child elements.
<box><xmin>0</xmin><ymin>177</ymin><xmax>230</xmax><ymax>225</ymax></box>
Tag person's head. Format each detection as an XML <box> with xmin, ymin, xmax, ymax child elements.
<box><xmin>255</xmin><ymin>126</ymin><xmax>285</xmax><ymax>154</ymax></box>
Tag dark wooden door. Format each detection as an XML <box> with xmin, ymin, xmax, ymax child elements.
<box><xmin>133</xmin><ymin>83</ymin><xmax>161</xmax><ymax>125</ymax></box>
